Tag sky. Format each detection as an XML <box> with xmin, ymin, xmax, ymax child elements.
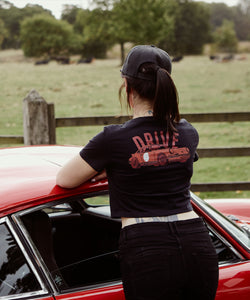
<box><xmin>11</xmin><ymin>0</ymin><xmax>240</xmax><ymax>19</ymax></box>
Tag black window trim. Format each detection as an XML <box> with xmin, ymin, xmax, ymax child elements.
<box><xmin>206</xmin><ymin>223</ymin><xmax>244</xmax><ymax>265</ymax></box>
<box><xmin>11</xmin><ymin>211</ymin><xmax>60</xmax><ymax>295</ymax></box>
<box><xmin>0</xmin><ymin>216</ymin><xmax>50</xmax><ymax>300</ymax></box>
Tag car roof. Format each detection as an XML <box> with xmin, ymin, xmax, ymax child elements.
<box><xmin>0</xmin><ymin>146</ymin><xmax>107</xmax><ymax>217</ymax></box>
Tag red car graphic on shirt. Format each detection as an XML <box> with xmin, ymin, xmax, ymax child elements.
<box><xmin>129</xmin><ymin>144</ymin><xmax>190</xmax><ymax>169</ymax></box>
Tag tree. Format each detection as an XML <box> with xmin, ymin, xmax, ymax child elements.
<box><xmin>20</xmin><ymin>14</ymin><xmax>77</xmax><ymax>57</ymax></box>
<box><xmin>74</xmin><ymin>8</ymin><xmax>90</xmax><ymax>34</ymax></box>
<box><xmin>108</xmin><ymin>0</ymin><xmax>132</xmax><ymax>64</ymax></box>
<box><xmin>110</xmin><ymin>0</ymin><xmax>171</xmax><ymax>64</ymax></box>
<box><xmin>238</xmin><ymin>0</ymin><xmax>250</xmax><ymax>15</ymax></box>
<box><xmin>163</xmin><ymin>0</ymin><xmax>210</xmax><ymax>55</ymax></box>
<box><xmin>75</xmin><ymin>7</ymin><xmax>114</xmax><ymax>58</ymax></box>
<box><xmin>21</xmin><ymin>4</ymin><xmax>52</xmax><ymax>18</ymax></box>
<box><xmin>65</xmin><ymin>1</ymin><xmax>116</xmax><ymax>59</ymax></box>
<box><xmin>110</xmin><ymin>0</ymin><xmax>210</xmax><ymax>61</ymax></box>
<box><xmin>234</xmin><ymin>1</ymin><xmax>250</xmax><ymax>41</ymax></box>
<box><xmin>0</xmin><ymin>2</ymin><xmax>52</xmax><ymax>49</ymax></box>
<box><xmin>59</xmin><ymin>0</ymin><xmax>211</xmax><ymax>60</ymax></box>
<box><xmin>209</xmin><ymin>3</ymin><xmax>234</xmax><ymax>30</ymax></box>
<box><xmin>0</xmin><ymin>18</ymin><xmax>7</xmax><ymax>47</ymax></box>
<box><xmin>0</xmin><ymin>4</ymin><xmax>24</xmax><ymax>48</ymax></box>
<box><xmin>213</xmin><ymin>19</ymin><xmax>238</xmax><ymax>53</ymax></box>
<box><xmin>208</xmin><ymin>1</ymin><xmax>250</xmax><ymax>41</ymax></box>
<box><xmin>114</xmin><ymin>0</ymin><xmax>168</xmax><ymax>45</ymax></box>
<box><xmin>61</xmin><ymin>5</ymin><xmax>81</xmax><ymax>24</ymax></box>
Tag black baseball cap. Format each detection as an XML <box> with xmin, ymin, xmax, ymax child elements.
<box><xmin>121</xmin><ymin>45</ymin><xmax>172</xmax><ymax>80</ymax></box>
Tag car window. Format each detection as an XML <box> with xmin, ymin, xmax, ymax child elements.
<box><xmin>208</xmin><ymin>228</ymin><xmax>241</xmax><ymax>265</ymax></box>
<box><xmin>20</xmin><ymin>197</ymin><xmax>121</xmax><ymax>292</ymax></box>
<box><xmin>0</xmin><ymin>222</ymin><xmax>41</xmax><ymax>297</ymax></box>
<box><xmin>84</xmin><ymin>194</ymin><xmax>110</xmax><ymax>206</ymax></box>
<box><xmin>43</xmin><ymin>203</ymin><xmax>72</xmax><ymax>216</ymax></box>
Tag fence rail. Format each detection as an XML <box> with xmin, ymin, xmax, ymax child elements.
<box><xmin>55</xmin><ymin>112</ymin><xmax>250</xmax><ymax>127</ymax></box>
<box><xmin>197</xmin><ymin>147</ymin><xmax>250</xmax><ymax>158</ymax></box>
<box><xmin>191</xmin><ymin>182</ymin><xmax>250</xmax><ymax>192</ymax></box>
<box><xmin>0</xmin><ymin>135</ymin><xmax>24</xmax><ymax>144</ymax></box>
<box><xmin>0</xmin><ymin>90</ymin><xmax>249</xmax><ymax>192</ymax></box>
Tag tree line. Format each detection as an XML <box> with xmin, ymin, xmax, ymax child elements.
<box><xmin>0</xmin><ymin>0</ymin><xmax>249</xmax><ymax>63</ymax></box>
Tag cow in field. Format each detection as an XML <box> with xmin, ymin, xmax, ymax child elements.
<box><xmin>77</xmin><ymin>57</ymin><xmax>94</xmax><ymax>64</ymax></box>
<box><xmin>172</xmin><ymin>56</ymin><xmax>183</xmax><ymax>62</ymax></box>
<box><xmin>35</xmin><ymin>59</ymin><xmax>50</xmax><ymax>65</ymax></box>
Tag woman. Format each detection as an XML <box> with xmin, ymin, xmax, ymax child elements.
<box><xmin>56</xmin><ymin>45</ymin><xmax>218</xmax><ymax>300</ymax></box>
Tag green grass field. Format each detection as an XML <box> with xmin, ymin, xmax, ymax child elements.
<box><xmin>0</xmin><ymin>49</ymin><xmax>249</xmax><ymax>199</ymax></box>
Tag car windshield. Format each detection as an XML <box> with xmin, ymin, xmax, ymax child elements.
<box><xmin>191</xmin><ymin>193</ymin><xmax>250</xmax><ymax>251</ymax></box>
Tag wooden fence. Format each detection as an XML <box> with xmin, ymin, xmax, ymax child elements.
<box><xmin>1</xmin><ymin>89</ymin><xmax>250</xmax><ymax>192</ymax></box>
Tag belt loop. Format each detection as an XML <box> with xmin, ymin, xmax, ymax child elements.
<box><xmin>169</xmin><ymin>221</ymin><xmax>179</xmax><ymax>235</ymax></box>
<box><xmin>121</xmin><ymin>225</ymin><xmax>127</xmax><ymax>243</ymax></box>
<box><xmin>173</xmin><ymin>221</ymin><xmax>179</xmax><ymax>235</ymax></box>
<box><xmin>124</xmin><ymin>225</ymin><xmax>128</xmax><ymax>242</ymax></box>
<box><xmin>168</xmin><ymin>222</ymin><xmax>175</xmax><ymax>235</ymax></box>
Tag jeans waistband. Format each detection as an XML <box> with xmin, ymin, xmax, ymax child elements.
<box><xmin>121</xmin><ymin>211</ymin><xmax>199</xmax><ymax>228</ymax></box>
<box><xmin>120</xmin><ymin>217</ymin><xmax>206</xmax><ymax>241</ymax></box>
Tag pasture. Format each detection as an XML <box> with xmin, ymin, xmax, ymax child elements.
<box><xmin>0</xmin><ymin>49</ymin><xmax>249</xmax><ymax>199</ymax></box>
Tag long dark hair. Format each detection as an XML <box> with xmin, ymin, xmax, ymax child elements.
<box><xmin>119</xmin><ymin>62</ymin><xmax>180</xmax><ymax>137</ymax></box>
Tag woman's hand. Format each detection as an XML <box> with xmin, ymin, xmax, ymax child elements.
<box><xmin>91</xmin><ymin>170</ymin><xmax>107</xmax><ymax>182</ymax></box>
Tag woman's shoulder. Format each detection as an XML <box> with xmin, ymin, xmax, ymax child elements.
<box><xmin>178</xmin><ymin>118</ymin><xmax>197</xmax><ymax>130</ymax></box>
<box><xmin>177</xmin><ymin>119</ymin><xmax>199</xmax><ymax>139</ymax></box>
<box><xmin>179</xmin><ymin>118</ymin><xmax>191</xmax><ymax>125</ymax></box>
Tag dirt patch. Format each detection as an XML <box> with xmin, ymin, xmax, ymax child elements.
<box><xmin>223</xmin><ymin>89</ymin><xmax>242</xmax><ymax>94</ymax></box>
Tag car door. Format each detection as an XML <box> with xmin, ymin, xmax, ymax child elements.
<box><xmin>14</xmin><ymin>195</ymin><xmax>125</xmax><ymax>300</ymax></box>
<box><xmin>54</xmin><ymin>284</ymin><xmax>125</xmax><ymax>300</ymax></box>
<box><xmin>49</xmin><ymin>199</ymin><xmax>125</xmax><ymax>300</ymax></box>
<box><xmin>206</xmin><ymin>225</ymin><xmax>250</xmax><ymax>300</ymax></box>
<box><xmin>0</xmin><ymin>217</ymin><xmax>54</xmax><ymax>300</ymax></box>
<box><xmin>217</xmin><ymin>261</ymin><xmax>250</xmax><ymax>299</ymax></box>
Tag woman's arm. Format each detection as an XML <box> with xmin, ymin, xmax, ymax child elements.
<box><xmin>56</xmin><ymin>154</ymin><xmax>98</xmax><ymax>188</ymax></box>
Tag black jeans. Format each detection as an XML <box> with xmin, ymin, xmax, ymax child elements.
<box><xmin>119</xmin><ymin>218</ymin><xmax>219</xmax><ymax>300</ymax></box>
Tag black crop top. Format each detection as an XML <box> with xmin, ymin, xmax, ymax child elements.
<box><xmin>80</xmin><ymin>117</ymin><xmax>199</xmax><ymax>218</ymax></box>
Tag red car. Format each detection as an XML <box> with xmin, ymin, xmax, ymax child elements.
<box><xmin>129</xmin><ymin>145</ymin><xmax>190</xmax><ymax>168</ymax></box>
<box><xmin>0</xmin><ymin>146</ymin><xmax>249</xmax><ymax>300</ymax></box>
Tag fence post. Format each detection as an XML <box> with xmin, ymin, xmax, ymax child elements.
<box><xmin>23</xmin><ymin>89</ymin><xmax>56</xmax><ymax>145</ymax></box>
